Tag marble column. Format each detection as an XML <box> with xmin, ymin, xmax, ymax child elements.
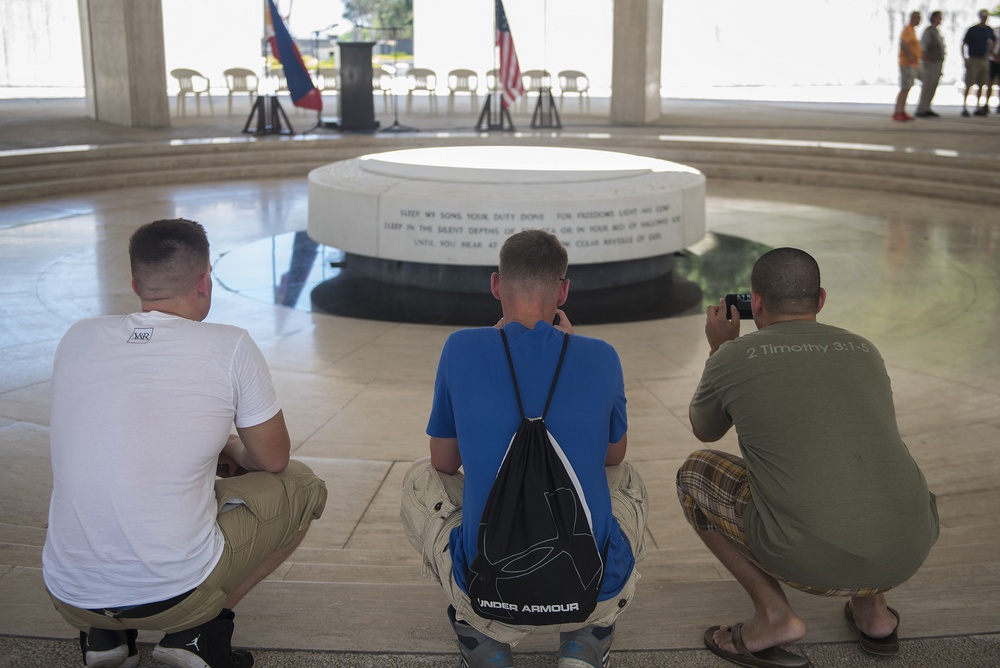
<box><xmin>610</xmin><ymin>0</ymin><xmax>663</xmax><ymax>125</ymax></box>
<box><xmin>78</xmin><ymin>0</ymin><xmax>170</xmax><ymax>127</ymax></box>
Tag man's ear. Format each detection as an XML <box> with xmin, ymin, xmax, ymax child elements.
<box><xmin>131</xmin><ymin>279</ymin><xmax>140</xmax><ymax>297</ymax></box>
<box><xmin>490</xmin><ymin>272</ymin><xmax>501</xmax><ymax>301</ymax></box>
<box><xmin>750</xmin><ymin>291</ymin><xmax>763</xmax><ymax>317</ymax></box>
<box><xmin>197</xmin><ymin>271</ymin><xmax>211</xmax><ymax>298</ymax></box>
<box><xmin>816</xmin><ymin>287</ymin><xmax>827</xmax><ymax>314</ymax></box>
<box><xmin>557</xmin><ymin>278</ymin><xmax>570</xmax><ymax>306</ymax></box>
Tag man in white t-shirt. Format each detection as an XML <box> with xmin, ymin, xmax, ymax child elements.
<box><xmin>42</xmin><ymin>219</ymin><xmax>327</xmax><ymax>668</ymax></box>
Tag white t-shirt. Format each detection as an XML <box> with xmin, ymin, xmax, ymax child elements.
<box><xmin>42</xmin><ymin>311</ymin><xmax>281</xmax><ymax>608</ymax></box>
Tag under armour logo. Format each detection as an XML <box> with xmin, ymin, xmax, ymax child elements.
<box><xmin>186</xmin><ymin>634</ymin><xmax>201</xmax><ymax>652</ymax></box>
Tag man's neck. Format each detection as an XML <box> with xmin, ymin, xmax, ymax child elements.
<box><xmin>140</xmin><ymin>300</ymin><xmax>199</xmax><ymax>321</ymax></box>
<box><xmin>501</xmin><ymin>303</ymin><xmax>555</xmax><ymax>330</ymax></box>
<box><xmin>758</xmin><ymin>313</ymin><xmax>817</xmax><ymax>329</ymax></box>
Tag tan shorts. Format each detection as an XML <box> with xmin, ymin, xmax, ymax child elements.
<box><xmin>966</xmin><ymin>56</ymin><xmax>990</xmax><ymax>87</ymax></box>
<box><xmin>400</xmin><ymin>459</ymin><xmax>647</xmax><ymax>646</ymax></box>
<box><xmin>49</xmin><ymin>459</ymin><xmax>327</xmax><ymax>634</ymax></box>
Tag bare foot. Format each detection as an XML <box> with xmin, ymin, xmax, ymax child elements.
<box><xmin>712</xmin><ymin>611</ymin><xmax>806</xmax><ymax>655</ymax></box>
<box><xmin>849</xmin><ymin>595</ymin><xmax>899</xmax><ymax>639</ymax></box>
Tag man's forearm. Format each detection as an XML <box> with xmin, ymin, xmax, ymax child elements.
<box><xmin>223</xmin><ymin>435</ymin><xmax>259</xmax><ymax>471</ymax></box>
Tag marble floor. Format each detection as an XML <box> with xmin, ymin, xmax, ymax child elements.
<box><xmin>1</xmin><ymin>98</ymin><xmax>999</xmax><ymax>666</ymax></box>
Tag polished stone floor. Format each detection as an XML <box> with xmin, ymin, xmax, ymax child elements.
<box><xmin>1</xmin><ymin>96</ymin><xmax>999</xmax><ymax>666</ymax></box>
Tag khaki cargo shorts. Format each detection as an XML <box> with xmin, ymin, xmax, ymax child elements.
<box><xmin>400</xmin><ymin>458</ymin><xmax>647</xmax><ymax>646</ymax></box>
<box><xmin>50</xmin><ymin>459</ymin><xmax>327</xmax><ymax>634</ymax></box>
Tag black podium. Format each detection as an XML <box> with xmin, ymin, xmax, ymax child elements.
<box><xmin>339</xmin><ymin>42</ymin><xmax>379</xmax><ymax>131</ymax></box>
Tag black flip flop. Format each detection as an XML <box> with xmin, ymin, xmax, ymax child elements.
<box><xmin>844</xmin><ymin>601</ymin><xmax>900</xmax><ymax>656</ymax></box>
<box><xmin>703</xmin><ymin>624</ymin><xmax>811</xmax><ymax>668</ymax></box>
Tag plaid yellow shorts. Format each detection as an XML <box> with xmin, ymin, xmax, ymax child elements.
<box><xmin>676</xmin><ymin>449</ymin><xmax>891</xmax><ymax>597</ymax></box>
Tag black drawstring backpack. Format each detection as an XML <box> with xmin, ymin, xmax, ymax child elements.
<box><xmin>468</xmin><ymin>329</ymin><xmax>606</xmax><ymax>625</ymax></box>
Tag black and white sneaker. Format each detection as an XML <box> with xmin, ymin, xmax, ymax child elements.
<box><xmin>151</xmin><ymin>609</ymin><xmax>254</xmax><ymax>668</ymax></box>
<box><xmin>80</xmin><ymin>628</ymin><xmax>139</xmax><ymax>668</ymax></box>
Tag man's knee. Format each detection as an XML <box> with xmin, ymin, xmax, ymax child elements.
<box><xmin>279</xmin><ymin>459</ymin><xmax>328</xmax><ymax>528</ymax></box>
<box><xmin>675</xmin><ymin>448</ymin><xmax>715</xmax><ymax>497</ymax></box>
<box><xmin>400</xmin><ymin>459</ymin><xmax>463</xmax><ymax>585</ymax></box>
<box><xmin>401</xmin><ymin>459</ymin><xmax>463</xmax><ymax>549</ymax></box>
<box><xmin>606</xmin><ymin>462</ymin><xmax>648</xmax><ymax>559</ymax></box>
<box><xmin>216</xmin><ymin>460</ymin><xmax>327</xmax><ymax>546</ymax></box>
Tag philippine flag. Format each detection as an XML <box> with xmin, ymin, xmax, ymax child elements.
<box><xmin>264</xmin><ymin>0</ymin><xmax>322</xmax><ymax>111</ymax></box>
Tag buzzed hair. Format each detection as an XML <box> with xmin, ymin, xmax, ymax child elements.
<box><xmin>930</xmin><ymin>10</ymin><xmax>942</xmax><ymax>21</ymax></box>
<box><xmin>498</xmin><ymin>229</ymin><xmax>568</xmax><ymax>293</ymax></box>
<box><xmin>751</xmin><ymin>247</ymin><xmax>822</xmax><ymax>315</ymax></box>
<box><xmin>129</xmin><ymin>218</ymin><xmax>210</xmax><ymax>300</ymax></box>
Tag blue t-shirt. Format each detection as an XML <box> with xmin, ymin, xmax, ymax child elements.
<box><xmin>963</xmin><ymin>24</ymin><xmax>995</xmax><ymax>57</ymax></box>
<box><xmin>427</xmin><ymin>320</ymin><xmax>633</xmax><ymax>600</ymax></box>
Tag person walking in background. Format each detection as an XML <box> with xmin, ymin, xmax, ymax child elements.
<box><xmin>961</xmin><ymin>9</ymin><xmax>996</xmax><ymax>116</ymax></box>
<box><xmin>916</xmin><ymin>10</ymin><xmax>945</xmax><ymax>118</ymax></box>
<box><xmin>987</xmin><ymin>21</ymin><xmax>1000</xmax><ymax>113</ymax></box>
<box><xmin>894</xmin><ymin>11</ymin><xmax>922</xmax><ymax>121</ymax></box>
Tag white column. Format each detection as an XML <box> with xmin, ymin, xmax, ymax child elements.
<box><xmin>78</xmin><ymin>0</ymin><xmax>170</xmax><ymax>127</ymax></box>
<box><xmin>610</xmin><ymin>0</ymin><xmax>663</xmax><ymax>125</ymax></box>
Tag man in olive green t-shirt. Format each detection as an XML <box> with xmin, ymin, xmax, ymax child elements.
<box><xmin>678</xmin><ymin>248</ymin><xmax>938</xmax><ymax>668</ymax></box>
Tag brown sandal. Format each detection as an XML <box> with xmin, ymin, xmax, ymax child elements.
<box><xmin>844</xmin><ymin>601</ymin><xmax>900</xmax><ymax>656</ymax></box>
<box><xmin>703</xmin><ymin>624</ymin><xmax>811</xmax><ymax>668</ymax></box>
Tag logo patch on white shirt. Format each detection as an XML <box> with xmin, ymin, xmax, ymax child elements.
<box><xmin>127</xmin><ymin>327</ymin><xmax>154</xmax><ymax>344</ymax></box>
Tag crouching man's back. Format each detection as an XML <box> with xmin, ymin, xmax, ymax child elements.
<box><xmin>401</xmin><ymin>229</ymin><xmax>648</xmax><ymax>668</ymax></box>
<box><xmin>43</xmin><ymin>218</ymin><xmax>327</xmax><ymax>668</ymax></box>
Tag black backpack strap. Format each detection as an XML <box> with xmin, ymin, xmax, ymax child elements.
<box><xmin>499</xmin><ymin>328</ymin><xmax>525</xmax><ymax>419</ymax></box>
<box><xmin>542</xmin><ymin>333</ymin><xmax>570</xmax><ymax>419</ymax></box>
<box><xmin>500</xmin><ymin>328</ymin><xmax>570</xmax><ymax>420</ymax></box>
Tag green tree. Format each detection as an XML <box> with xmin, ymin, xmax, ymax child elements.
<box><xmin>344</xmin><ymin>0</ymin><xmax>413</xmax><ymax>39</ymax></box>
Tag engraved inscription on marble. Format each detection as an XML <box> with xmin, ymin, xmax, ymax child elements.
<box><xmin>376</xmin><ymin>192</ymin><xmax>686</xmax><ymax>264</ymax></box>
<box><xmin>308</xmin><ymin>147</ymin><xmax>706</xmax><ymax>266</ymax></box>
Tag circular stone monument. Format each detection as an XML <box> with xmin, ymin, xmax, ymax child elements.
<box><xmin>308</xmin><ymin>146</ymin><xmax>705</xmax><ymax>292</ymax></box>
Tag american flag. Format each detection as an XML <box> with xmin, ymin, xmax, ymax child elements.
<box><xmin>496</xmin><ymin>0</ymin><xmax>524</xmax><ymax>108</ymax></box>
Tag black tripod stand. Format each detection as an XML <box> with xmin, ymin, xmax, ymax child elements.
<box><xmin>476</xmin><ymin>91</ymin><xmax>515</xmax><ymax>131</ymax></box>
<box><xmin>530</xmin><ymin>86</ymin><xmax>561</xmax><ymax>129</ymax></box>
<box><xmin>243</xmin><ymin>33</ymin><xmax>292</xmax><ymax>135</ymax></box>
<box><xmin>243</xmin><ymin>94</ymin><xmax>293</xmax><ymax>135</ymax></box>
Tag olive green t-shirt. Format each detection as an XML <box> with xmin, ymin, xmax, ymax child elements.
<box><xmin>690</xmin><ymin>320</ymin><xmax>938</xmax><ymax>589</ymax></box>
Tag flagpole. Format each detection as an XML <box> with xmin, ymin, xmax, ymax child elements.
<box><xmin>243</xmin><ymin>0</ymin><xmax>293</xmax><ymax>135</ymax></box>
<box><xmin>530</xmin><ymin>0</ymin><xmax>561</xmax><ymax>129</ymax></box>
<box><xmin>492</xmin><ymin>0</ymin><xmax>499</xmax><ymax>99</ymax></box>
<box><xmin>476</xmin><ymin>0</ymin><xmax>515</xmax><ymax>131</ymax></box>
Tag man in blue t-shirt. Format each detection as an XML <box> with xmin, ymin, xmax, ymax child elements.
<box><xmin>401</xmin><ymin>229</ymin><xmax>647</xmax><ymax>668</ymax></box>
<box><xmin>961</xmin><ymin>9</ymin><xmax>996</xmax><ymax>116</ymax></box>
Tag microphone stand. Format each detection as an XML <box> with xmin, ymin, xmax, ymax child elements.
<box><xmin>378</xmin><ymin>25</ymin><xmax>417</xmax><ymax>133</ymax></box>
<box><xmin>305</xmin><ymin>23</ymin><xmax>340</xmax><ymax>133</ymax></box>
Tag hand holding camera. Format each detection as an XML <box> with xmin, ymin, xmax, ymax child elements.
<box><xmin>705</xmin><ymin>295</ymin><xmax>745</xmax><ymax>355</ymax></box>
<box><xmin>724</xmin><ymin>293</ymin><xmax>753</xmax><ymax>321</ymax></box>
